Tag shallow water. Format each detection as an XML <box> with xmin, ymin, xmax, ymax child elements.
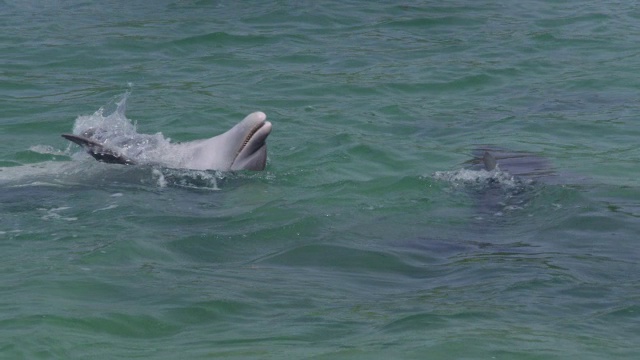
<box><xmin>1</xmin><ymin>1</ymin><xmax>640</xmax><ymax>358</ymax></box>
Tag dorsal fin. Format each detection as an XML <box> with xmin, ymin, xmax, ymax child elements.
<box><xmin>62</xmin><ymin>134</ymin><xmax>136</xmax><ymax>165</ymax></box>
<box><xmin>482</xmin><ymin>151</ymin><xmax>497</xmax><ymax>171</ymax></box>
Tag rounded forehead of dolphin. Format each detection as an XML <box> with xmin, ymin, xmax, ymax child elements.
<box><xmin>237</xmin><ymin>111</ymin><xmax>266</xmax><ymax>127</ymax></box>
<box><xmin>220</xmin><ymin>112</ymin><xmax>267</xmax><ymax>139</ymax></box>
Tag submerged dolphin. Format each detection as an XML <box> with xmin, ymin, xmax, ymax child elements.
<box><xmin>466</xmin><ymin>147</ymin><xmax>557</xmax><ymax>183</ymax></box>
<box><xmin>455</xmin><ymin>147</ymin><xmax>561</xmax><ymax>219</ymax></box>
<box><xmin>62</xmin><ymin>112</ymin><xmax>272</xmax><ymax>171</ymax></box>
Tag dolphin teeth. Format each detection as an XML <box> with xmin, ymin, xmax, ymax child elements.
<box><xmin>241</xmin><ymin>122</ymin><xmax>264</xmax><ymax>150</ymax></box>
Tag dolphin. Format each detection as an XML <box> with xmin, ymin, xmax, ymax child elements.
<box><xmin>62</xmin><ymin>111</ymin><xmax>272</xmax><ymax>171</ymax></box>
<box><xmin>465</xmin><ymin>147</ymin><xmax>557</xmax><ymax>183</ymax></box>
<box><xmin>451</xmin><ymin>146</ymin><xmax>562</xmax><ymax>220</ymax></box>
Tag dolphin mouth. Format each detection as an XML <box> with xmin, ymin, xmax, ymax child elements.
<box><xmin>231</xmin><ymin>119</ymin><xmax>273</xmax><ymax>171</ymax></box>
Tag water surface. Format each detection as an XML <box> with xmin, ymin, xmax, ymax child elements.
<box><xmin>1</xmin><ymin>1</ymin><xmax>639</xmax><ymax>358</ymax></box>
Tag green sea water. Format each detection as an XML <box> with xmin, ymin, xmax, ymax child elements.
<box><xmin>1</xmin><ymin>1</ymin><xmax>640</xmax><ymax>358</ymax></box>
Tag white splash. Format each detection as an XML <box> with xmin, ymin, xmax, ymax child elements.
<box><xmin>28</xmin><ymin>145</ymin><xmax>70</xmax><ymax>156</ymax></box>
<box><xmin>92</xmin><ymin>204</ymin><xmax>119</xmax><ymax>213</ymax></box>
<box><xmin>71</xmin><ymin>92</ymin><xmax>182</xmax><ymax>168</ymax></box>
<box><xmin>152</xmin><ymin>168</ymin><xmax>221</xmax><ymax>190</ymax></box>
<box><xmin>152</xmin><ymin>168</ymin><xmax>168</xmax><ymax>188</ymax></box>
<box><xmin>39</xmin><ymin>206</ymin><xmax>77</xmax><ymax>221</ymax></box>
<box><xmin>433</xmin><ymin>167</ymin><xmax>526</xmax><ymax>189</ymax></box>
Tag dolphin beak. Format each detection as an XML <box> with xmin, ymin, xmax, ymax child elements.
<box><xmin>230</xmin><ymin>112</ymin><xmax>272</xmax><ymax>171</ymax></box>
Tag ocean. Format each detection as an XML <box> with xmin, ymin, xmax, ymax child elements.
<box><xmin>1</xmin><ymin>1</ymin><xmax>639</xmax><ymax>358</ymax></box>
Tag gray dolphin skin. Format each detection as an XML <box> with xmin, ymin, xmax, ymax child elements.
<box><xmin>62</xmin><ymin>112</ymin><xmax>272</xmax><ymax>171</ymax></box>
<box><xmin>482</xmin><ymin>151</ymin><xmax>497</xmax><ymax>171</ymax></box>
<box><xmin>467</xmin><ymin>146</ymin><xmax>557</xmax><ymax>183</ymax></box>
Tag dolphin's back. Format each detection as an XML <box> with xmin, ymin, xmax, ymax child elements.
<box><xmin>482</xmin><ymin>151</ymin><xmax>497</xmax><ymax>171</ymax></box>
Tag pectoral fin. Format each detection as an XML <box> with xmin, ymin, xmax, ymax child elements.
<box><xmin>62</xmin><ymin>134</ymin><xmax>136</xmax><ymax>165</ymax></box>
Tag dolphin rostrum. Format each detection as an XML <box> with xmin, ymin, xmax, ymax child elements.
<box><xmin>62</xmin><ymin>111</ymin><xmax>272</xmax><ymax>171</ymax></box>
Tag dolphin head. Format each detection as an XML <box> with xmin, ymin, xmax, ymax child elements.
<box><xmin>227</xmin><ymin>111</ymin><xmax>272</xmax><ymax>171</ymax></box>
<box><xmin>179</xmin><ymin>112</ymin><xmax>272</xmax><ymax>171</ymax></box>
